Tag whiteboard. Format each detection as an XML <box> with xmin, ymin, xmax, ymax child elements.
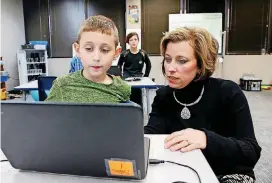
<box><xmin>169</xmin><ymin>13</ymin><xmax>223</xmax><ymax>54</ymax></box>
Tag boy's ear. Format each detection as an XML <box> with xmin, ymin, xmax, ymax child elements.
<box><xmin>113</xmin><ymin>46</ymin><xmax>122</xmax><ymax>60</ymax></box>
<box><xmin>73</xmin><ymin>42</ymin><xmax>80</xmax><ymax>57</ymax></box>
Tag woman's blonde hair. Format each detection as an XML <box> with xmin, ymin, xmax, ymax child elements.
<box><xmin>77</xmin><ymin>15</ymin><xmax>119</xmax><ymax>47</ymax></box>
<box><xmin>160</xmin><ymin>27</ymin><xmax>218</xmax><ymax>78</ymax></box>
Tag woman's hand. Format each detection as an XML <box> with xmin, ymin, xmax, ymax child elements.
<box><xmin>164</xmin><ymin>128</ymin><xmax>207</xmax><ymax>152</ymax></box>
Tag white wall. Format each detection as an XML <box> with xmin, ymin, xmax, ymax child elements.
<box><xmin>48</xmin><ymin>55</ymin><xmax>272</xmax><ymax>86</ymax></box>
<box><xmin>1</xmin><ymin>0</ymin><xmax>25</xmax><ymax>91</ymax></box>
<box><xmin>126</xmin><ymin>0</ymin><xmax>141</xmax><ymax>49</ymax></box>
<box><xmin>223</xmin><ymin>55</ymin><xmax>272</xmax><ymax>85</ymax></box>
<box><xmin>4</xmin><ymin>0</ymin><xmax>272</xmax><ymax>88</ymax></box>
<box><xmin>48</xmin><ymin>58</ymin><xmax>70</xmax><ymax>76</ymax></box>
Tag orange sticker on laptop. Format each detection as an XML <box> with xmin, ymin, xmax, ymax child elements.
<box><xmin>105</xmin><ymin>159</ymin><xmax>136</xmax><ymax>177</ymax></box>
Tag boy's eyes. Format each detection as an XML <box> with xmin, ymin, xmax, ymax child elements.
<box><xmin>101</xmin><ymin>48</ymin><xmax>110</xmax><ymax>53</ymax></box>
<box><xmin>130</xmin><ymin>38</ymin><xmax>137</xmax><ymax>42</ymax></box>
<box><xmin>84</xmin><ymin>47</ymin><xmax>110</xmax><ymax>53</ymax></box>
<box><xmin>85</xmin><ymin>47</ymin><xmax>93</xmax><ymax>51</ymax></box>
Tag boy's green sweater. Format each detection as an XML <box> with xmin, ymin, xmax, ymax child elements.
<box><xmin>46</xmin><ymin>70</ymin><xmax>131</xmax><ymax>103</ymax></box>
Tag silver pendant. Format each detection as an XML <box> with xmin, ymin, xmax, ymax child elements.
<box><xmin>181</xmin><ymin>106</ymin><xmax>191</xmax><ymax>119</ymax></box>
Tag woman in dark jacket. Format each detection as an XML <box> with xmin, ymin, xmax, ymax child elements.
<box><xmin>144</xmin><ymin>27</ymin><xmax>261</xmax><ymax>183</ymax></box>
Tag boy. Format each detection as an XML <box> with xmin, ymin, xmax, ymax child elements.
<box><xmin>118</xmin><ymin>32</ymin><xmax>151</xmax><ymax>78</ymax></box>
<box><xmin>46</xmin><ymin>15</ymin><xmax>130</xmax><ymax>103</ymax></box>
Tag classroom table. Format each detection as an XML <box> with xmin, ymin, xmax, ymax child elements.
<box><xmin>14</xmin><ymin>80</ymin><xmax>38</xmax><ymax>91</ymax></box>
<box><xmin>1</xmin><ymin>135</ymin><xmax>219</xmax><ymax>183</ymax></box>
<box><xmin>125</xmin><ymin>77</ymin><xmax>160</xmax><ymax>120</ymax></box>
<box><xmin>14</xmin><ymin>80</ymin><xmax>38</xmax><ymax>100</ymax></box>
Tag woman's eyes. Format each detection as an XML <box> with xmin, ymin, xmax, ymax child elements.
<box><xmin>178</xmin><ymin>59</ymin><xmax>187</xmax><ymax>64</ymax></box>
<box><xmin>165</xmin><ymin>58</ymin><xmax>172</xmax><ymax>63</ymax></box>
<box><xmin>165</xmin><ymin>58</ymin><xmax>187</xmax><ymax>64</ymax></box>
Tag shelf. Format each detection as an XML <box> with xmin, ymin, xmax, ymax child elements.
<box><xmin>27</xmin><ymin>62</ymin><xmax>46</xmax><ymax>64</ymax></box>
<box><xmin>27</xmin><ymin>73</ymin><xmax>44</xmax><ymax>76</ymax></box>
<box><xmin>22</xmin><ymin>49</ymin><xmax>46</xmax><ymax>51</ymax></box>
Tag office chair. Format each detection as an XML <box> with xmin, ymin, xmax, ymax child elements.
<box><xmin>38</xmin><ymin>76</ymin><xmax>57</xmax><ymax>101</ymax></box>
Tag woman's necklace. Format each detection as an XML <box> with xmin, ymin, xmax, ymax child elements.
<box><xmin>173</xmin><ymin>86</ymin><xmax>205</xmax><ymax>119</ymax></box>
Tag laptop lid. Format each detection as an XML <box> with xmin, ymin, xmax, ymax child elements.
<box><xmin>1</xmin><ymin>101</ymin><xmax>149</xmax><ymax>180</ymax></box>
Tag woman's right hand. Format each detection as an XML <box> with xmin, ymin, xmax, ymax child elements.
<box><xmin>164</xmin><ymin>128</ymin><xmax>207</xmax><ymax>152</ymax></box>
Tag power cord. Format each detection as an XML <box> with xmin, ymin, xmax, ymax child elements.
<box><xmin>149</xmin><ymin>159</ymin><xmax>201</xmax><ymax>183</ymax></box>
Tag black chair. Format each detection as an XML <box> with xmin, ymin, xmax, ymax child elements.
<box><xmin>107</xmin><ymin>66</ymin><xmax>122</xmax><ymax>76</ymax></box>
<box><xmin>38</xmin><ymin>76</ymin><xmax>57</xmax><ymax>101</ymax></box>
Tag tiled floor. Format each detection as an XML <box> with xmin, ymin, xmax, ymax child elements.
<box><xmin>244</xmin><ymin>91</ymin><xmax>272</xmax><ymax>182</ymax></box>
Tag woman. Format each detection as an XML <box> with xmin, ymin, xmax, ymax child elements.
<box><xmin>118</xmin><ymin>32</ymin><xmax>151</xmax><ymax>78</ymax></box>
<box><xmin>144</xmin><ymin>27</ymin><xmax>261</xmax><ymax>183</ymax></box>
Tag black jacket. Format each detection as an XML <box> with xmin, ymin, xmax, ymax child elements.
<box><xmin>117</xmin><ymin>49</ymin><xmax>151</xmax><ymax>77</ymax></box>
<box><xmin>144</xmin><ymin>78</ymin><xmax>261</xmax><ymax>178</ymax></box>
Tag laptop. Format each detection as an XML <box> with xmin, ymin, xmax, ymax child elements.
<box><xmin>1</xmin><ymin>101</ymin><xmax>150</xmax><ymax>180</ymax></box>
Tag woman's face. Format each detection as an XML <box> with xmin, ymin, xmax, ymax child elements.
<box><xmin>164</xmin><ymin>41</ymin><xmax>200</xmax><ymax>89</ymax></box>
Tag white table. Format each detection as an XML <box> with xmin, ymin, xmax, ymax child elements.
<box><xmin>13</xmin><ymin>78</ymin><xmax>160</xmax><ymax>123</ymax></box>
<box><xmin>1</xmin><ymin>135</ymin><xmax>219</xmax><ymax>183</ymax></box>
<box><xmin>126</xmin><ymin>77</ymin><xmax>159</xmax><ymax>122</ymax></box>
<box><xmin>13</xmin><ymin>78</ymin><xmax>157</xmax><ymax>91</ymax></box>
<box><xmin>14</xmin><ymin>80</ymin><xmax>38</xmax><ymax>100</ymax></box>
<box><xmin>14</xmin><ymin>80</ymin><xmax>38</xmax><ymax>91</ymax></box>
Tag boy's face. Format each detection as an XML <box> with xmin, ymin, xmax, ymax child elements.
<box><xmin>75</xmin><ymin>31</ymin><xmax>119</xmax><ymax>78</ymax></box>
<box><xmin>128</xmin><ymin>35</ymin><xmax>139</xmax><ymax>48</ymax></box>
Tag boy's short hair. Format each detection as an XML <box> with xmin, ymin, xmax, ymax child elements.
<box><xmin>77</xmin><ymin>15</ymin><xmax>119</xmax><ymax>47</ymax></box>
<box><xmin>126</xmin><ymin>32</ymin><xmax>139</xmax><ymax>43</ymax></box>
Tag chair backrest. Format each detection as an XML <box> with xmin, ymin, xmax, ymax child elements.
<box><xmin>107</xmin><ymin>66</ymin><xmax>121</xmax><ymax>76</ymax></box>
<box><xmin>38</xmin><ymin>76</ymin><xmax>57</xmax><ymax>101</ymax></box>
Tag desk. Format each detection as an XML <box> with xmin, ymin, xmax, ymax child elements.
<box><xmin>126</xmin><ymin>77</ymin><xmax>160</xmax><ymax>121</ymax></box>
<box><xmin>13</xmin><ymin>78</ymin><xmax>157</xmax><ymax>91</ymax></box>
<box><xmin>14</xmin><ymin>80</ymin><xmax>38</xmax><ymax>91</ymax></box>
<box><xmin>1</xmin><ymin>135</ymin><xmax>219</xmax><ymax>183</ymax></box>
<box><xmin>14</xmin><ymin>80</ymin><xmax>38</xmax><ymax>100</ymax></box>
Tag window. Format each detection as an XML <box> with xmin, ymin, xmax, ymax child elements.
<box><xmin>142</xmin><ymin>0</ymin><xmax>180</xmax><ymax>55</ymax></box>
<box><xmin>227</xmin><ymin>0</ymin><xmax>270</xmax><ymax>54</ymax></box>
<box><xmin>269</xmin><ymin>1</ymin><xmax>272</xmax><ymax>53</ymax></box>
<box><xmin>86</xmin><ymin>0</ymin><xmax>126</xmax><ymax>50</ymax></box>
<box><xmin>188</xmin><ymin>0</ymin><xmax>225</xmax><ymax>54</ymax></box>
<box><xmin>49</xmin><ymin>0</ymin><xmax>85</xmax><ymax>57</ymax></box>
<box><xmin>270</xmin><ymin>28</ymin><xmax>272</xmax><ymax>53</ymax></box>
<box><xmin>188</xmin><ymin>0</ymin><xmax>226</xmax><ymax>30</ymax></box>
<box><xmin>23</xmin><ymin>0</ymin><xmax>49</xmax><ymax>50</ymax></box>
<box><xmin>188</xmin><ymin>0</ymin><xmax>271</xmax><ymax>54</ymax></box>
<box><xmin>23</xmin><ymin>0</ymin><xmax>125</xmax><ymax>57</ymax></box>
